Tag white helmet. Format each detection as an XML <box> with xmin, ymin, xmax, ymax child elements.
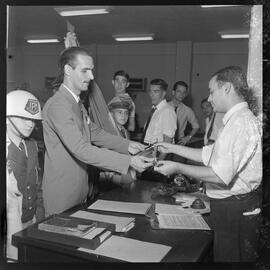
<box><xmin>6</xmin><ymin>90</ymin><xmax>42</xmax><ymax>120</ymax></box>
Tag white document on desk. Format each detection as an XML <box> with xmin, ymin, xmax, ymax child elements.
<box><xmin>88</xmin><ymin>200</ymin><xmax>152</xmax><ymax>215</ymax></box>
<box><xmin>156</xmin><ymin>214</ymin><xmax>210</xmax><ymax>230</ymax></box>
<box><xmin>70</xmin><ymin>211</ymin><xmax>135</xmax><ymax>232</ymax></box>
<box><xmin>79</xmin><ymin>235</ymin><xmax>171</xmax><ymax>262</ymax></box>
<box><xmin>155</xmin><ymin>203</ymin><xmax>197</xmax><ymax>216</ymax></box>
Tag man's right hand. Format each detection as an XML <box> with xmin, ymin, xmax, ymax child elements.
<box><xmin>130</xmin><ymin>156</ymin><xmax>154</xmax><ymax>172</ymax></box>
<box><xmin>155</xmin><ymin>142</ymin><xmax>175</xmax><ymax>154</ymax></box>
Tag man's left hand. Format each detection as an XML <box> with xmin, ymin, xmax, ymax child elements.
<box><xmin>153</xmin><ymin>160</ymin><xmax>179</xmax><ymax>176</ymax></box>
<box><xmin>128</xmin><ymin>141</ymin><xmax>146</xmax><ymax>155</ymax></box>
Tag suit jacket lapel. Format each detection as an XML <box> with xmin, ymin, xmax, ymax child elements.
<box><xmin>58</xmin><ymin>86</ymin><xmax>85</xmax><ymax>133</ymax></box>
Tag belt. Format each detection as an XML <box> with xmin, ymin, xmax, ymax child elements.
<box><xmin>210</xmin><ymin>186</ymin><xmax>261</xmax><ymax>202</ymax></box>
<box><xmin>234</xmin><ymin>186</ymin><xmax>261</xmax><ymax>200</ymax></box>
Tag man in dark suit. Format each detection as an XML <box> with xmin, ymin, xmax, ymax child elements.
<box><xmin>42</xmin><ymin>47</ymin><xmax>152</xmax><ymax>215</ymax></box>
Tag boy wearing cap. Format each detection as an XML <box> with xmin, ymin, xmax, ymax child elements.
<box><xmin>6</xmin><ymin>90</ymin><xmax>45</xmax><ymax>261</ymax></box>
<box><xmin>110</xmin><ymin>70</ymin><xmax>136</xmax><ymax>132</ymax></box>
<box><xmin>100</xmin><ymin>95</ymin><xmax>135</xmax><ymax>185</ymax></box>
<box><xmin>108</xmin><ymin>94</ymin><xmax>133</xmax><ymax>139</ymax></box>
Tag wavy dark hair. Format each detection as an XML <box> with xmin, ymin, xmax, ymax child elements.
<box><xmin>211</xmin><ymin>66</ymin><xmax>259</xmax><ymax>116</ymax></box>
<box><xmin>52</xmin><ymin>47</ymin><xmax>91</xmax><ymax>89</ymax></box>
<box><xmin>150</xmin><ymin>78</ymin><xmax>168</xmax><ymax>91</ymax></box>
<box><xmin>113</xmin><ymin>70</ymin><xmax>130</xmax><ymax>81</ymax></box>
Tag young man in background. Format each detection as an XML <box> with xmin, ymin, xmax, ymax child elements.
<box><xmin>110</xmin><ymin>70</ymin><xmax>136</xmax><ymax>132</ymax></box>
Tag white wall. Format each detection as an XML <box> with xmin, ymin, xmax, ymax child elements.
<box><xmin>6</xmin><ymin>40</ymin><xmax>248</xmax><ymax>129</ymax></box>
<box><xmin>95</xmin><ymin>43</ymin><xmax>177</xmax><ymax>127</ymax></box>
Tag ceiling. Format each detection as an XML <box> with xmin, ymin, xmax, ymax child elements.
<box><xmin>8</xmin><ymin>5</ymin><xmax>252</xmax><ymax>46</ymax></box>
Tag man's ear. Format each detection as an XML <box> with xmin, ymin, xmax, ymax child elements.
<box><xmin>112</xmin><ymin>80</ymin><xmax>115</xmax><ymax>87</ymax></box>
<box><xmin>126</xmin><ymin>82</ymin><xmax>130</xmax><ymax>88</ymax></box>
<box><xmin>64</xmin><ymin>64</ymin><xmax>72</xmax><ymax>76</ymax></box>
<box><xmin>223</xmin><ymin>82</ymin><xmax>233</xmax><ymax>95</ymax></box>
<box><xmin>162</xmin><ymin>90</ymin><xmax>167</xmax><ymax>99</ymax></box>
<box><xmin>171</xmin><ymin>90</ymin><xmax>175</xmax><ymax>96</ymax></box>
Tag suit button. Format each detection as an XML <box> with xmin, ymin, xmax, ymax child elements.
<box><xmin>29</xmin><ymin>206</ymin><xmax>33</xmax><ymax>210</ymax></box>
<box><xmin>27</xmin><ymin>185</ymin><xmax>30</xmax><ymax>190</ymax></box>
<box><xmin>27</xmin><ymin>196</ymin><xmax>31</xmax><ymax>200</ymax></box>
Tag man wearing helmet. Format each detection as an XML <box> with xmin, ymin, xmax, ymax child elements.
<box><xmin>6</xmin><ymin>90</ymin><xmax>45</xmax><ymax>261</ymax></box>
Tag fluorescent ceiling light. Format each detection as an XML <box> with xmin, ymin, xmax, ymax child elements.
<box><xmin>201</xmin><ymin>5</ymin><xmax>242</xmax><ymax>8</ymax></box>
<box><xmin>220</xmin><ymin>34</ymin><xmax>249</xmax><ymax>39</ymax></box>
<box><xmin>27</xmin><ymin>39</ymin><xmax>60</xmax><ymax>43</ymax></box>
<box><xmin>54</xmin><ymin>6</ymin><xmax>110</xmax><ymax>16</ymax></box>
<box><xmin>113</xmin><ymin>34</ymin><xmax>154</xmax><ymax>42</ymax></box>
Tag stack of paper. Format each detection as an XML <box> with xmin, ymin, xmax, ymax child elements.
<box><xmin>155</xmin><ymin>203</ymin><xmax>192</xmax><ymax>216</ymax></box>
<box><xmin>79</xmin><ymin>235</ymin><xmax>171</xmax><ymax>262</ymax></box>
<box><xmin>155</xmin><ymin>203</ymin><xmax>211</xmax><ymax>230</ymax></box>
<box><xmin>71</xmin><ymin>211</ymin><xmax>135</xmax><ymax>232</ymax></box>
<box><xmin>156</xmin><ymin>214</ymin><xmax>210</xmax><ymax>230</ymax></box>
<box><xmin>88</xmin><ymin>200</ymin><xmax>152</xmax><ymax>215</ymax></box>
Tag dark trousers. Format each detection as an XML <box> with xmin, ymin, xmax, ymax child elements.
<box><xmin>209</xmin><ymin>188</ymin><xmax>262</xmax><ymax>262</ymax></box>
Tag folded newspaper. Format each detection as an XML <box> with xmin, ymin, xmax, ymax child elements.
<box><xmin>38</xmin><ymin>216</ymin><xmax>97</xmax><ymax>237</ymax></box>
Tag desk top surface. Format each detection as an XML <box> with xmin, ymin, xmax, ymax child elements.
<box><xmin>13</xmin><ymin>180</ymin><xmax>213</xmax><ymax>262</ymax></box>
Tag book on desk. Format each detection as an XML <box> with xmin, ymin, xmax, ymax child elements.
<box><xmin>28</xmin><ymin>214</ymin><xmax>115</xmax><ymax>250</ymax></box>
<box><xmin>38</xmin><ymin>216</ymin><xmax>97</xmax><ymax>237</ymax></box>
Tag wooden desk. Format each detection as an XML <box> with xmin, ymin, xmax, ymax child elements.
<box><xmin>12</xmin><ymin>180</ymin><xmax>213</xmax><ymax>262</ymax></box>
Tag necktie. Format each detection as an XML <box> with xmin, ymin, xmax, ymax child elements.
<box><xmin>119</xmin><ymin>127</ymin><xmax>127</xmax><ymax>138</ymax></box>
<box><xmin>174</xmin><ymin>106</ymin><xmax>179</xmax><ymax>143</ymax></box>
<box><xmin>78</xmin><ymin>100</ymin><xmax>85</xmax><ymax>121</ymax></box>
<box><xmin>207</xmin><ymin>113</ymin><xmax>216</xmax><ymax>141</ymax></box>
<box><xmin>141</xmin><ymin>106</ymin><xmax>156</xmax><ymax>143</ymax></box>
<box><xmin>19</xmin><ymin>141</ymin><xmax>27</xmax><ymax>157</ymax></box>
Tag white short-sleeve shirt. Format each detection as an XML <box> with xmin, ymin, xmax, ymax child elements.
<box><xmin>204</xmin><ymin>112</ymin><xmax>224</xmax><ymax>145</ymax></box>
<box><xmin>144</xmin><ymin>100</ymin><xmax>177</xmax><ymax>144</ymax></box>
<box><xmin>168</xmin><ymin>101</ymin><xmax>199</xmax><ymax>141</ymax></box>
<box><xmin>202</xmin><ymin>102</ymin><xmax>262</xmax><ymax>199</ymax></box>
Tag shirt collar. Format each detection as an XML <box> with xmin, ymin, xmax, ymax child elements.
<box><xmin>155</xmin><ymin>99</ymin><xmax>167</xmax><ymax>110</ymax></box>
<box><xmin>223</xmin><ymin>102</ymin><xmax>248</xmax><ymax>125</ymax></box>
<box><xmin>62</xmin><ymin>84</ymin><xmax>80</xmax><ymax>103</ymax></box>
<box><xmin>6</xmin><ymin>131</ymin><xmax>23</xmax><ymax>149</ymax></box>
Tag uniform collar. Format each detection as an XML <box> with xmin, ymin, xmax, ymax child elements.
<box><xmin>6</xmin><ymin>130</ymin><xmax>24</xmax><ymax>149</ymax></box>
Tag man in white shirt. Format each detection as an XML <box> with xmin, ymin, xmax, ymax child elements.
<box><xmin>140</xmin><ymin>78</ymin><xmax>176</xmax><ymax>181</ymax></box>
<box><xmin>200</xmin><ymin>98</ymin><xmax>224</xmax><ymax>145</ymax></box>
<box><xmin>154</xmin><ymin>66</ymin><xmax>262</xmax><ymax>262</ymax></box>
<box><xmin>142</xmin><ymin>78</ymin><xmax>177</xmax><ymax>146</ymax></box>
<box><xmin>168</xmin><ymin>81</ymin><xmax>199</xmax><ymax>145</ymax></box>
